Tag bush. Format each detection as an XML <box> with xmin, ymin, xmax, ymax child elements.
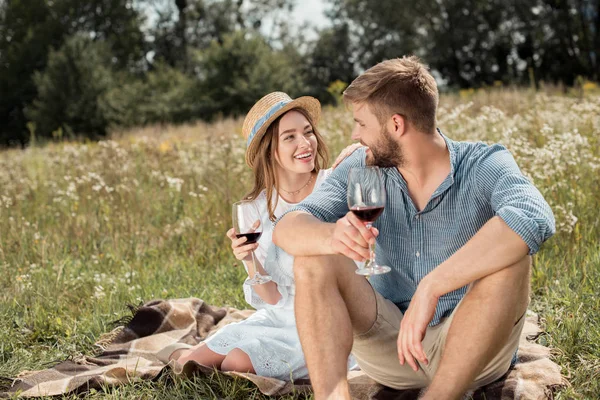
<box><xmin>25</xmin><ymin>35</ymin><xmax>115</xmax><ymax>140</ymax></box>
<box><xmin>102</xmin><ymin>64</ymin><xmax>199</xmax><ymax>127</ymax></box>
<box><xmin>194</xmin><ymin>31</ymin><xmax>304</xmax><ymax>119</ymax></box>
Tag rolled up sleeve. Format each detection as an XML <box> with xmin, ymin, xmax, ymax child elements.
<box><xmin>475</xmin><ymin>144</ymin><xmax>555</xmax><ymax>254</ymax></box>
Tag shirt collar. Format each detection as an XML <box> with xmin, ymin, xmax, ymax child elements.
<box><xmin>432</xmin><ymin>128</ymin><xmax>457</xmax><ymax>197</ymax></box>
<box><xmin>382</xmin><ymin>128</ymin><xmax>457</xmax><ymax>199</ymax></box>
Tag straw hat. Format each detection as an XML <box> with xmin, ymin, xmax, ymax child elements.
<box><xmin>242</xmin><ymin>92</ymin><xmax>321</xmax><ymax>167</ymax></box>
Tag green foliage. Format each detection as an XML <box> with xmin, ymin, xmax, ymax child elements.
<box><xmin>195</xmin><ymin>30</ymin><xmax>304</xmax><ymax>118</ymax></box>
<box><xmin>330</xmin><ymin>0</ymin><xmax>599</xmax><ymax>87</ymax></box>
<box><xmin>25</xmin><ymin>35</ymin><xmax>115</xmax><ymax>140</ymax></box>
<box><xmin>52</xmin><ymin>0</ymin><xmax>146</xmax><ymax>69</ymax></box>
<box><xmin>103</xmin><ymin>64</ymin><xmax>199</xmax><ymax>127</ymax></box>
<box><xmin>104</xmin><ymin>28</ymin><xmax>309</xmax><ymax>127</ymax></box>
<box><xmin>304</xmin><ymin>24</ymin><xmax>355</xmax><ymax>104</ymax></box>
<box><xmin>326</xmin><ymin>80</ymin><xmax>349</xmax><ymax>106</ymax></box>
<box><xmin>2</xmin><ymin>0</ymin><xmax>598</xmax><ymax>146</ymax></box>
<box><xmin>149</xmin><ymin>0</ymin><xmax>297</xmax><ymax>70</ymax></box>
<box><xmin>0</xmin><ymin>0</ymin><xmax>65</xmax><ymax>146</ymax></box>
<box><xmin>0</xmin><ymin>0</ymin><xmax>145</xmax><ymax>146</ymax></box>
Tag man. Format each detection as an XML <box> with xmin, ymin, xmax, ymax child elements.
<box><xmin>272</xmin><ymin>56</ymin><xmax>555</xmax><ymax>400</ymax></box>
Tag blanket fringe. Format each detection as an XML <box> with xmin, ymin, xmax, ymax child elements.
<box><xmin>109</xmin><ymin>304</ymin><xmax>139</xmax><ymax>328</ymax></box>
<box><xmin>94</xmin><ymin>326</ymin><xmax>124</xmax><ymax>351</ymax></box>
<box><xmin>93</xmin><ymin>302</ymin><xmax>143</xmax><ymax>351</ymax></box>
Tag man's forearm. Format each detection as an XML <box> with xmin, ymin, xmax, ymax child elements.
<box><xmin>424</xmin><ymin>216</ymin><xmax>530</xmax><ymax>297</ymax></box>
<box><xmin>273</xmin><ymin>211</ymin><xmax>336</xmax><ymax>256</ymax></box>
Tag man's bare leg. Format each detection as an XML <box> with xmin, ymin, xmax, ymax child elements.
<box><xmin>294</xmin><ymin>255</ymin><xmax>377</xmax><ymax>400</ymax></box>
<box><xmin>422</xmin><ymin>256</ymin><xmax>531</xmax><ymax>399</ymax></box>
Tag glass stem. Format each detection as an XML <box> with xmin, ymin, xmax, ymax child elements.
<box><xmin>250</xmin><ymin>250</ymin><xmax>258</xmax><ymax>278</ymax></box>
<box><xmin>367</xmin><ymin>223</ymin><xmax>375</xmax><ymax>268</ymax></box>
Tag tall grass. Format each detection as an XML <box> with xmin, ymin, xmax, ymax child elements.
<box><xmin>0</xmin><ymin>89</ymin><xmax>599</xmax><ymax>399</ymax></box>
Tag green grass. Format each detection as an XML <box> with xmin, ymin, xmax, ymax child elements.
<box><xmin>0</xmin><ymin>88</ymin><xmax>599</xmax><ymax>399</ymax></box>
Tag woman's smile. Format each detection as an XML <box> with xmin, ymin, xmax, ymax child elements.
<box><xmin>294</xmin><ymin>151</ymin><xmax>313</xmax><ymax>163</ymax></box>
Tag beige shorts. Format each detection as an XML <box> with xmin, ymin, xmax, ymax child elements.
<box><xmin>352</xmin><ymin>285</ymin><xmax>525</xmax><ymax>390</ymax></box>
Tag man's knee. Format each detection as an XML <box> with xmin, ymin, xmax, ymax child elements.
<box><xmin>469</xmin><ymin>256</ymin><xmax>531</xmax><ymax>319</ymax></box>
<box><xmin>471</xmin><ymin>256</ymin><xmax>530</xmax><ymax>290</ymax></box>
<box><xmin>506</xmin><ymin>255</ymin><xmax>532</xmax><ymax>280</ymax></box>
<box><xmin>294</xmin><ymin>254</ymin><xmax>347</xmax><ymax>283</ymax></box>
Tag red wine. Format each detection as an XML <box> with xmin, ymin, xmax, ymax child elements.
<box><xmin>350</xmin><ymin>206</ymin><xmax>384</xmax><ymax>222</ymax></box>
<box><xmin>236</xmin><ymin>232</ymin><xmax>263</xmax><ymax>244</ymax></box>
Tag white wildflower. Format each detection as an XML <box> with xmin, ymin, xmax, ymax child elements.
<box><xmin>166</xmin><ymin>176</ymin><xmax>184</xmax><ymax>192</ymax></box>
<box><xmin>92</xmin><ymin>285</ymin><xmax>106</xmax><ymax>299</ymax></box>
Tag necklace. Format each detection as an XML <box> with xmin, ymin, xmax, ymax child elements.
<box><xmin>280</xmin><ymin>174</ymin><xmax>314</xmax><ymax>196</ymax></box>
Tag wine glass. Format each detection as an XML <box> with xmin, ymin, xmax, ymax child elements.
<box><xmin>347</xmin><ymin>166</ymin><xmax>391</xmax><ymax>275</ymax></box>
<box><xmin>232</xmin><ymin>200</ymin><xmax>272</xmax><ymax>285</ymax></box>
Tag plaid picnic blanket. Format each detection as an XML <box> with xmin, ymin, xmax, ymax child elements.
<box><xmin>1</xmin><ymin>298</ymin><xmax>566</xmax><ymax>399</ymax></box>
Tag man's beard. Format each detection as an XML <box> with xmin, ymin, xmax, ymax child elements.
<box><xmin>365</xmin><ymin>127</ymin><xmax>405</xmax><ymax>168</ymax></box>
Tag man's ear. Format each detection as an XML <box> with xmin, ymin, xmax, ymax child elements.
<box><xmin>389</xmin><ymin>114</ymin><xmax>406</xmax><ymax>138</ymax></box>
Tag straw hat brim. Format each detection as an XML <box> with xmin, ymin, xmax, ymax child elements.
<box><xmin>245</xmin><ymin>96</ymin><xmax>321</xmax><ymax>167</ymax></box>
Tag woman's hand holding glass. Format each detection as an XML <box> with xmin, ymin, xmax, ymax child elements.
<box><xmin>231</xmin><ymin>200</ymin><xmax>272</xmax><ymax>285</ymax></box>
<box><xmin>226</xmin><ymin>227</ymin><xmax>256</xmax><ymax>262</ymax></box>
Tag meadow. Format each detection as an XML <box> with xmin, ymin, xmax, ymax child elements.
<box><xmin>0</xmin><ymin>88</ymin><xmax>599</xmax><ymax>399</ymax></box>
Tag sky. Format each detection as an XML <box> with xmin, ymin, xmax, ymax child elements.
<box><xmin>258</xmin><ymin>0</ymin><xmax>332</xmax><ymax>42</ymax></box>
<box><xmin>142</xmin><ymin>0</ymin><xmax>332</xmax><ymax>36</ymax></box>
<box><xmin>292</xmin><ymin>0</ymin><xmax>330</xmax><ymax>29</ymax></box>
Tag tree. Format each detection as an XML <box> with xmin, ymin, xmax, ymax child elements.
<box><xmin>304</xmin><ymin>23</ymin><xmax>356</xmax><ymax>103</ymax></box>
<box><xmin>329</xmin><ymin>0</ymin><xmax>599</xmax><ymax>87</ymax></box>
<box><xmin>0</xmin><ymin>0</ymin><xmax>145</xmax><ymax>146</ymax></box>
<box><xmin>25</xmin><ymin>35</ymin><xmax>115</xmax><ymax>139</ymax></box>
<box><xmin>53</xmin><ymin>0</ymin><xmax>146</xmax><ymax>69</ymax></box>
<box><xmin>148</xmin><ymin>0</ymin><xmax>298</xmax><ymax>69</ymax></box>
<box><xmin>0</xmin><ymin>0</ymin><xmax>65</xmax><ymax>145</ymax></box>
<box><xmin>532</xmin><ymin>0</ymin><xmax>599</xmax><ymax>84</ymax></box>
<box><xmin>194</xmin><ymin>30</ymin><xmax>304</xmax><ymax>118</ymax></box>
<box><xmin>102</xmin><ymin>63</ymin><xmax>198</xmax><ymax>126</ymax></box>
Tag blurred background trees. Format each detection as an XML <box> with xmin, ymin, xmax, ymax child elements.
<box><xmin>1</xmin><ymin>0</ymin><xmax>598</xmax><ymax>145</ymax></box>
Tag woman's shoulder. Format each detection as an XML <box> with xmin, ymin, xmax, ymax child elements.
<box><xmin>245</xmin><ymin>190</ymin><xmax>268</xmax><ymax>208</ymax></box>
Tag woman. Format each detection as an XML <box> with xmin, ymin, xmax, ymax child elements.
<box><xmin>158</xmin><ymin>92</ymin><xmax>355</xmax><ymax>380</ymax></box>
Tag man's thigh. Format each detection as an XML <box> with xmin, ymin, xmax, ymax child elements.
<box><xmin>351</xmin><ymin>288</ymin><xmax>526</xmax><ymax>390</ymax></box>
<box><xmin>351</xmin><ymin>286</ymin><xmax>430</xmax><ymax>389</ymax></box>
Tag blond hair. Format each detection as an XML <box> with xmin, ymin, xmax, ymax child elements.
<box><xmin>343</xmin><ymin>56</ymin><xmax>438</xmax><ymax>133</ymax></box>
<box><xmin>244</xmin><ymin>108</ymin><xmax>330</xmax><ymax>221</ymax></box>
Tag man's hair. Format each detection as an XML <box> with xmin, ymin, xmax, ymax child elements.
<box><xmin>343</xmin><ymin>56</ymin><xmax>439</xmax><ymax>134</ymax></box>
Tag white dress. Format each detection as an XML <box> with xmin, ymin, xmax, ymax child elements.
<box><xmin>204</xmin><ymin>170</ymin><xmax>331</xmax><ymax>380</ymax></box>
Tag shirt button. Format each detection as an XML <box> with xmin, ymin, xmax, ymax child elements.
<box><xmin>415</xmin><ymin>214</ymin><xmax>420</xmax><ymax>220</ymax></box>
<box><xmin>416</xmin><ymin>251</ymin><xmax>420</xmax><ymax>257</ymax></box>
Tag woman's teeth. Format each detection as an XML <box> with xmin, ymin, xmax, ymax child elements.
<box><xmin>295</xmin><ymin>153</ymin><xmax>312</xmax><ymax>159</ymax></box>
